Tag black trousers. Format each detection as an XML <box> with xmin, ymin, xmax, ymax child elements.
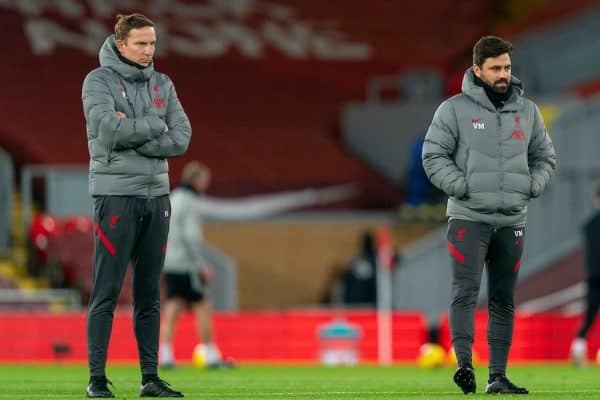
<box><xmin>577</xmin><ymin>276</ymin><xmax>600</xmax><ymax>339</ymax></box>
<box><xmin>447</xmin><ymin>219</ymin><xmax>524</xmax><ymax>376</ymax></box>
<box><xmin>87</xmin><ymin>195</ymin><xmax>170</xmax><ymax>377</ymax></box>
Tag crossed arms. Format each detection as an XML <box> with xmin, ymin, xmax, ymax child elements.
<box><xmin>82</xmin><ymin>72</ymin><xmax>191</xmax><ymax>158</ymax></box>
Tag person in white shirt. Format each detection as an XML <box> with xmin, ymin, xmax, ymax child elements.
<box><xmin>159</xmin><ymin>161</ymin><xmax>356</xmax><ymax>368</ymax></box>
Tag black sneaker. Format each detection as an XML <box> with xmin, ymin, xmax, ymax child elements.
<box><xmin>485</xmin><ymin>375</ymin><xmax>528</xmax><ymax>394</ymax></box>
<box><xmin>140</xmin><ymin>378</ymin><xmax>184</xmax><ymax>397</ymax></box>
<box><xmin>86</xmin><ymin>376</ymin><xmax>114</xmax><ymax>398</ymax></box>
<box><xmin>453</xmin><ymin>365</ymin><xmax>476</xmax><ymax>394</ymax></box>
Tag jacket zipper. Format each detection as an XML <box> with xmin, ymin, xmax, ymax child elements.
<box><xmin>148</xmin><ymin>160</ymin><xmax>154</xmax><ymax>199</ymax></box>
<box><xmin>497</xmin><ymin>111</ymin><xmax>503</xmax><ymax>212</ymax></box>
<box><xmin>145</xmin><ymin>80</ymin><xmax>154</xmax><ymax>199</ymax></box>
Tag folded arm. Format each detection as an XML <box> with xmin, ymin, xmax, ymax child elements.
<box><xmin>82</xmin><ymin>72</ymin><xmax>166</xmax><ymax>150</ymax></box>
<box><xmin>135</xmin><ymin>78</ymin><xmax>191</xmax><ymax>158</ymax></box>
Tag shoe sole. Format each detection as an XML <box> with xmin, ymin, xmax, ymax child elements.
<box><xmin>454</xmin><ymin>368</ymin><xmax>476</xmax><ymax>394</ymax></box>
<box><xmin>485</xmin><ymin>381</ymin><xmax>529</xmax><ymax>394</ymax></box>
<box><xmin>486</xmin><ymin>386</ymin><xmax>529</xmax><ymax>394</ymax></box>
<box><xmin>86</xmin><ymin>388</ymin><xmax>114</xmax><ymax>398</ymax></box>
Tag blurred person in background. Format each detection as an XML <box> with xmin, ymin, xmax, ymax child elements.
<box><xmin>338</xmin><ymin>230</ymin><xmax>400</xmax><ymax>307</ymax></box>
<box><xmin>159</xmin><ymin>161</ymin><xmax>357</xmax><ymax>369</ymax></box>
<box><xmin>341</xmin><ymin>231</ymin><xmax>378</xmax><ymax>306</ymax></box>
<box><xmin>570</xmin><ymin>184</ymin><xmax>600</xmax><ymax>366</ymax></box>
<box><xmin>82</xmin><ymin>13</ymin><xmax>190</xmax><ymax>398</ymax></box>
<box><xmin>399</xmin><ymin>136</ymin><xmax>447</xmax><ymax>222</ymax></box>
<box><xmin>407</xmin><ymin>136</ymin><xmax>445</xmax><ymax>207</ymax></box>
<box><xmin>422</xmin><ymin>35</ymin><xmax>556</xmax><ymax>394</ymax></box>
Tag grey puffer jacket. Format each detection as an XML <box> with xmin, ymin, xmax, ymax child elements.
<box><xmin>422</xmin><ymin>68</ymin><xmax>556</xmax><ymax>227</ymax></box>
<box><xmin>82</xmin><ymin>35</ymin><xmax>191</xmax><ymax>197</ymax></box>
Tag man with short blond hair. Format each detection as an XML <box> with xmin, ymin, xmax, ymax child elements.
<box><xmin>82</xmin><ymin>12</ymin><xmax>190</xmax><ymax>398</ymax></box>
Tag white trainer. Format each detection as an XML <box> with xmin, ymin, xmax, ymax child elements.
<box><xmin>570</xmin><ymin>338</ymin><xmax>587</xmax><ymax>367</ymax></box>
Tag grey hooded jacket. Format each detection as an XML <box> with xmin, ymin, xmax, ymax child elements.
<box><xmin>82</xmin><ymin>35</ymin><xmax>191</xmax><ymax>197</ymax></box>
<box><xmin>422</xmin><ymin>68</ymin><xmax>556</xmax><ymax>227</ymax></box>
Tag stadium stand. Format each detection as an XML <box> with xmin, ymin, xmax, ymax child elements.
<box><xmin>0</xmin><ymin>0</ymin><xmax>506</xmax><ymax>208</ymax></box>
<box><xmin>570</xmin><ymin>79</ymin><xmax>600</xmax><ymax>99</ymax></box>
<box><xmin>0</xmin><ymin>273</ymin><xmax>17</xmax><ymax>290</ymax></box>
<box><xmin>445</xmin><ymin>0</ymin><xmax>600</xmax><ymax>94</ymax></box>
<box><xmin>514</xmin><ymin>249</ymin><xmax>586</xmax><ymax>315</ymax></box>
<box><xmin>493</xmin><ymin>0</ymin><xmax>599</xmax><ymax>37</ymax></box>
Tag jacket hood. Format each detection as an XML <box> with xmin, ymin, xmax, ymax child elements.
<box><xmin>98</xmin><ymin>35</ymin><xmax>154</xmax><ymax>82</ymax></box>
<box><xmin>461</xmin><ymin>67</ymin><xmax>524</xmax><ymax>111</ymax></box>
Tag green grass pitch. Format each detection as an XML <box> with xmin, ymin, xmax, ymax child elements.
<box><xmin>2</xmin><ymin>364</ymin><xmax>600</xmax><ymax>399</ymax></box>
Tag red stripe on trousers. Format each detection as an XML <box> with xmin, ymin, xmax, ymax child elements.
<box><xmin>95</xmin><ymin>224</ymin><xmax>116</xmax><ymax>256</ymax></box>
<box><xmin>447</xmin><ymin>240</ymin><xmax>465</xmax><ymax>264</ymax></box>
<box><xmin>514</xmin><ymin>259</ymin><xmax>522</xmax><ymax>272</ymax></box>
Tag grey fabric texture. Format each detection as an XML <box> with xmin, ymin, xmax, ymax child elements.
<box><xmin>82</xmin><ymin>35</ymin><xmax>191</xmax><ymax>197</ymax></box>
<box><xmin>422</xmin><ymin>68</ymin><xmax>556</xmax><ymax>227</ymax></box>
<box><xmin>163</xmin><ymin>188</ymin><xmax>207</xmax><ymax>273</ymax></box>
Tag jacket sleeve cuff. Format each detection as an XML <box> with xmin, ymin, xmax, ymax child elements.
<box><xmin>454</xmin><ymin>179</ymin><xmax>469</xmax><ymax>200</ymax></box>
<box><xmin>530</xmin><ymin>180</ymin><xmax>542</xmax><ymax>198</ymax></box>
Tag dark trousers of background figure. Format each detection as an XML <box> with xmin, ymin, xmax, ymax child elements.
<box><xmin>577</xmin><ymin>276</ymin><xmax>600</xmax><ymax>339</ymax></box>
<box><xmin>87</xmin><ymin>195</ymin><xmax>171</xmax><ymax>377</ymax></box>
<box><xmin>447</xmin><ymin>219</ymin><xmax>524</xmax><ymax>376</ymax></box>
<box><xmin>578</xmin><ymin>211</ymin><xmax>600</xmax><ymax>339</ymax></box>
